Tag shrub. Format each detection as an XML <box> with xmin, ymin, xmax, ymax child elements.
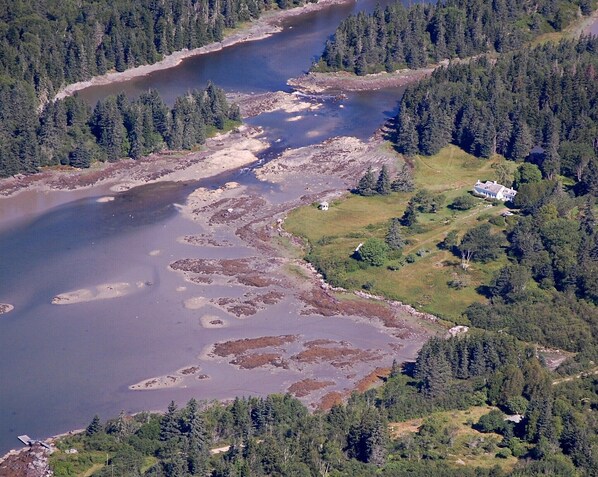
<box><xmin>356</xmin><ymin>238</ymin><xmax>388</xmax><ymax>267</ymax></box>
<box><xmin>450</xmin><ymin>194</ymin><xmax>477</xmax><ymax>210</ymax></box>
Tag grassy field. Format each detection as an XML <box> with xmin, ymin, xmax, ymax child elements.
<box><xmin>285</xmin><ymin>146</ymin><xmax>516</xmax><ymax>321</ymax></box>
<box><xmin>388</xmin><ymin>406</ymin><xmax>520</xmax><ymax>471</ymax></box>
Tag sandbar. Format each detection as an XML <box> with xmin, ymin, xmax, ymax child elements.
<box><xmin>52</xmin><ymin>282</ymin><xmax>142</xmax><ymax>305</ymax></box>
<box><xmin>184</xmin><ymin>296</ymin><xmax>209</xmax><ymax>310</ymax></box>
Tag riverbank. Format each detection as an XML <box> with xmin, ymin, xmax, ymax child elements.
<box><xmin>287</xmin><ymin>66</ymin><xmax>436</xmax><ymax>93</ymax></box>
<box><xmin>0</xmin><ymin>124</ymin><xmax>266</xmax><ymax>201</ymax></box>
<box><xmin>54</xmin><ymin>0</ymin><xmax>354</xmax><ymax>101</ymax></box>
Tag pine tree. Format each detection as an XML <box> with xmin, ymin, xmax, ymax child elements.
<box><xmin>376</xmin><ymin>164</ymin><xmax>391</xmax><ymax>195</ymax></box>
<box><xmin>391</xmin><ymin>164</ymin><xmax>415</xmax><ymax>192</ymax></box>
<box><xmin>160</xmin><ymin>401</ymin><xmax>181</xmax><ymax>442</ymax></box>
<box><xmin>401</xmin><ymin>202</ymin><xmax>418</xmax><ymax>227</ymax></box>
<box><xmin>356</xmin><ymin>166</ymin><xmax>377</xmax><ymax>196</ymax></box>
<box><xmin>508</xmin><ymin>118</ymin><xmax>533</xmax><ymax>161</ymax></box>
<box><xmin>386</xmin><ymin>218</ymin><xmax>405</xmax><ymax>250</ymax></box>
<box><xmin>420</xmin><ymin>353</ymin><xmax>452</xmax><ymax>398</ymax></box>
<box><xmin>86</xmin><ymin>415</ymin><xmax>102</xmax><ymax>436</ymax></box>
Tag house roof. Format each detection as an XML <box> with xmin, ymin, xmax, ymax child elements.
<box><xmin>475</xmin><ymin>180</ymin><xmax>505</xmax><ymax>194</ymax></box>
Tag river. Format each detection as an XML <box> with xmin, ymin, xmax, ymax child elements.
<box><xmin>0</xmin><ymin>0</ymin><xmax>420</xmax><ymax>454</ymax></box>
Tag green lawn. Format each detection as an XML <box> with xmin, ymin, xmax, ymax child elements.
<box><xmin>285</xmin><ymin>146</ymin><xmax>515</xmax><ymax>321</ymax></box>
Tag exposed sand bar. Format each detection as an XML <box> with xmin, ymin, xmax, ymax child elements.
<box><xmin>52</xmin><ymin>281</ymin><xmax>148</xmax><ymax>305</ymax></box>
<box><xmin>54</xmin><ymin>0</ymin><xmax>354</xmax><ymax>101</ymax></box>
<box><xmin>0</xmin><ymin>124</ymin><xmax>267</xmax><ymax>200</ymax></box>
<box><xmin>129</xmin><ymin>365</ymin><xmax>209</xmax><ymax>390</ymax></box>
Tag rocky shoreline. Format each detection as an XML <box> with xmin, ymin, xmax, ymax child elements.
<box><xmin>287</xmin><ymin>66</ymin><xmax>436</xmax><ymax>94</ymax></box>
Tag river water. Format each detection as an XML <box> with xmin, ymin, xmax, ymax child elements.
<box><xmin>0</xmin><ymin>0</ymin><xmax>419</xmax><ymax>454</ymax></box>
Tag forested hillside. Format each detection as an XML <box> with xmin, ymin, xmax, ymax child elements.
<box><xmin>0</xmin><ymin>84</ymin><xmax>240</xmax><ymax>175</ymax></box>
<box><xmin>0</xmin><ymin>0</ymin><xmax>312</xmax><ymax>177</ymax></box>
<box><xmin>390</xmin><ymin>37</ymin><xmax>598</xmax><ymax>365</ymax></box>
<box><xmin>396</xmin><ymin>37</ymin><xmax>598</xmax><ymax>164</ymax></box>
<box><xmin>0</xmin><ymin>0</ymin><xmax>308</xmax><ymax>99</ymax></box>
<box><xmin>50</xmin><ymin>333</ymin><xmax>598</xmax><ymax>476</ymax></box>
<box><xmin>315</xmin><ymin>0</ymin><xmax>595</xmax><ymax>74</ymax></box>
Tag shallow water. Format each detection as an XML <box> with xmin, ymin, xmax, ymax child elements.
<box><xmin>0</xmin><ymin>0</ymin><xmax>423</xmax><ymax>453</ymax></box>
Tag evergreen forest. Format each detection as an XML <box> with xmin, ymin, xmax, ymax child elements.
<box><xmin>0</xmin><ymin>0</ymin><xmax>313</xmax><ymax>176</ymax></box>
<box><xmin>0</xmin><ymin>83</ymin><xmax>240</xmax><ymax>175</ymax></box>
<box><xmin>315</xmin><ymin>0</ymin><xmax>595</xmax><ymax>74</ymax></box>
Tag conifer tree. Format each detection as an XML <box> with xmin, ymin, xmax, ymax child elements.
<box><xmin>356</xmin><ymin>166</ymin><xmax>377</xmax><ymax>196</ymax></box>
<box><xmin>391</xmin><ymin>164</ymin><xmax>415</xmax><ymax>192</ymax></box>
<box><xmin>386</xmin><ymin>218</ymin><xmax>405</xmax><ymax>250</ymax></box>
<box><xmin>86</xmin><ymin>415</ymin><xmax>102</xmax><ymax>436</ymax></box>
<box><xmin>376</xmin><ymin>164</ymin><xmax>391</xmax><ymax>195</ymax></box>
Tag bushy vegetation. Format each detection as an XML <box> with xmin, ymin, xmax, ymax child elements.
<box><xmin>315</xmin><ymin>0</ymin><xmax>593</xmax><ymax>74</ymax></box>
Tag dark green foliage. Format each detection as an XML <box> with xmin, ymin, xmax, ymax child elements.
<box><xmin>316</xmin><ymin>0</ymin><xmax>584</xmax><ymax>74</ymax></box>
<box><xmin>356</xmin><ymin>166</ymin><xmax>377</xmax><ymax>196</ymax></box>
<box><xmin>385</xmin><ymin>218</ymin><xmax>405</xmax><ymax>250</ymax></box>
<box><xmin>450</xmin><ymin>194</ymin><xmax>477</xmax><ymax>211</ymax></box>
<box><xmin>459</xmin><ymin>223</ymin><xmax>503</xmax><ymax>263</ymax></box>
<box><xmin>0</xmin><ymin>0</ymin><xmax>310</xmax><ymax>176</ymax></box>
<box><xmin>0</xmin><ymin>84</ymin><xmax>237</xmax><ymax>176</ymax></box>
<box><xmin>394</xmin><ymin>38</ymin><xmax>598</xmax><ymax>170</ymax></box>
<box><xmin>347</xmin><ymin>408</ymin><xmax>387</xmax><ymax>465</ymax></box>
<box><xmin>357</xmin><ymin>238</ymin><xmax>388</xmax><ymax>267</ymax></box>
<box><xmin>475</xmin><ymin>410</ymin><xmax>509</xmax><ymax>434</ymax></box>
<box><xmin>513</xmin><ymin>163</ymin><xmax>543</xmax><ymax>189</ymax></box>
<box><xmin>52</xmin><ymin>331</ymin><xmax>598</xmax><ymax>477</ymax></box>
<box><xmin>440</xmin><ymin>230</ymin><xmax>459</xmax><ymax>251</ymax></box>
<box><xmin>391</xmin><ymin>163</ymin><xmax>415</xmax><ymax>192</ymax></box>
<box><xmin>410</xmin><ymin>189</ymin><xmax>445</xmax><ymax>214</ymax></box>
<box><xmin>488</xmin><ymin>264</ymin><xmax>531</xmax><ymax>303</ymax></box>
<box><xmin>376</xmin><ymin>164</ymin><xmax>391</xmax><ymax>195</ymax></box>
<box><xmin>401</xmin><ymin>203</ymin><xmax>418</xmax><ymax>227</ymax></box>
<box><xmin>85</xmin><ymin>415</ymin><xmax>102</xmax><ymax>437</ymax></box>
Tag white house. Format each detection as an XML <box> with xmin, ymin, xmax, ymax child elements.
<box><xmin>473</xmin><ymin>180</ymin><xmax>517</xmax><ymax>201</ymax></box>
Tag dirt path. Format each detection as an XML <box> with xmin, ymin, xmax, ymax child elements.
<box><xmin>552</xmin><ymin>367</ymin><xmax>598</xmax><ymax>386</ymax></box>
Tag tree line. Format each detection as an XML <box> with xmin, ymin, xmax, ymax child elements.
<box><xmin>0</xmin><ymin>84</ymin><xmax>240</xmax><ymax>175</ymax></box>
<box><xmin>51</xmin><ymin>331</ymin><xmax>598</xmax><ymax>476</ymax></box>
<box><xmin>395</xmin><ymin>37</ymin><xmax>598</xmax><ymax>189</ymax></box>
<box><xmin>0</xmin><ymin>0</ymin><xmax>310</xmax><ymax>100</ymax></box>
<box><xmin>389</xmin><ymin>39</ymin><xmax>598</xmax><ymax>358</ymax></box>
<box><xmin>314</xmin><ymin>0</ymin><xmax>593</xmax><ymax>75</ymax></box>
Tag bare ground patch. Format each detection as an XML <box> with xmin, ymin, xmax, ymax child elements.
<box><xmin>214</xmin><ymin>290</ymin><xmax>285</xmax><ymax>317</ymax></box>
<box><xmin>231</xmin><ymin>353</ymin><xmax>289</xmax><ymax>369</ymax></box>
<box><xmin>318</xmin><ymin>391</ymin><xmax>347</xmax><ymax>411</ymax></box>
<box><xmin>287</xmin><ymin>68</ymin><xmax>434</xmax><ymax>94</ymax></box>
<box><xmin>292</xmin><ymin>340</ymin><xmax>381</xmax><ymax>368</ymax></box>
<box><xmin>212</xmin><ymin>335</ymin><xmax>298</xmax><ymax>357</ymax></box>
<box><xmin>170</xmin><ymin>257</ymin><xmax>282</xmax><ymax>288</ymax></box>
<box><xmin>288</xmin><ymin>379</ymin><xmax>335</xmax><ymax>398</ymax></box>
<box><xmin>179</xmin><ymin>234</ymin><xmax>233</xmax><ymax>247</ymax></box>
